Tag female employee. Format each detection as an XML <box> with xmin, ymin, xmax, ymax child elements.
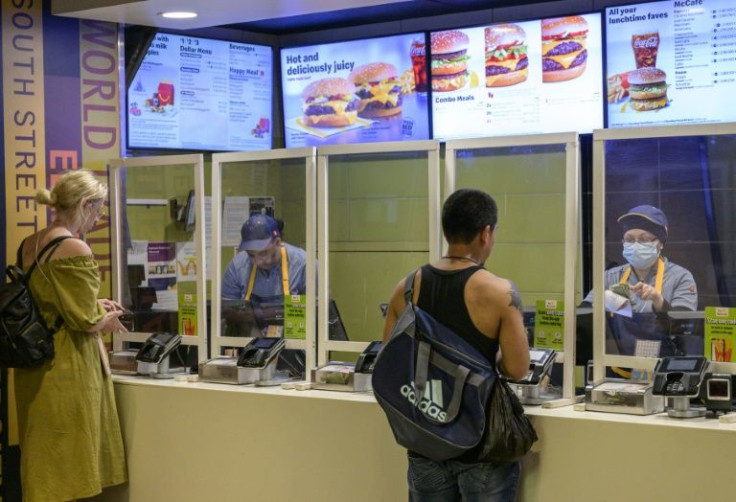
<box><xmin>581</xmin><ymin>204</ymin><xmax>698</xmax><ymax>313</ymax></box>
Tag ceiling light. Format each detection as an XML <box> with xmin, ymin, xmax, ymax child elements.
<box><xmin>159</xmin><ymin>11</ymin><xmax>198</xmax><ymax>19</ymax></box>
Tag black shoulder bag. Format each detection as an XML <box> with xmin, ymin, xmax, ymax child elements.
<box><xmin>0</xmin><ymin>236</ymin><xmax>71</xmax><ymax>368</ymax></box>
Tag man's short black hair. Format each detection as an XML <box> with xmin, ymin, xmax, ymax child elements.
<box><xmin>442</xmin><ymin>189</ymin><xmax>498</xmax><ymax>244</ymax></box>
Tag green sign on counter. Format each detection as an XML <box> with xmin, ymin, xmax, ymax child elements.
<box><xmin>704</xmin><ymin>307</ymin><xmax>736</xmax><ymax>362</ymax></box>
<box><xmin>534</xmin><ymin>300</ymin><xmax>564</xmax><ymax>350</ymax></box>
<box><xmin>178</xmin><ymin>290</ymin><xmax>197</xmax><ymax>336</ymax></box>
<box><xmin>284</xmin><ymin>294</ymin><xmax>307</xmax><ymax>339</ymax></box>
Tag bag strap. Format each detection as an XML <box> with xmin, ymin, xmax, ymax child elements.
<box><xmin>414</xmin><ymin>339</ymin><xmax>472</xmax><ymax>425</ymax></box>
<box><xmin>15</xmin><ymin>238</ymin><xmax>27</xmax><ymax>272</ymax></box>
<box><xmin>20</xmin><ymin>235</ymin><xmax>73</xmax><ymax>279</ymax></box>
<box><xmin>403</xmin><ymin>269</ymin><xmax>419</xmax><ymax>305</ymax></box>
<box><xmin>17</xmin><ymin>235</ymin><xmax>72</xmax><ymax>333</ymax></box>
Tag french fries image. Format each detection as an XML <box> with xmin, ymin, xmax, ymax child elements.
<box><xmin>607</xmin><ymin>72</ymin><xmax>631</xmax><ymax>103</ymax></box>
<box><xmin>399</xmin><ymin>69</ymin><xmax>415</xmax><ymax>94</ymax></box>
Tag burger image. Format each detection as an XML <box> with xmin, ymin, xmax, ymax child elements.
<box><xmin>541</xmin><ymin>16</ymin><xmax>589</xmax><ymax>82</ymax></box>
<box><xmin>430</xmin><ymin>30</ymin><xmax>470</xmax><ymax>92</ymax></box>
<box><xmin>348</xmin><ymin>62</ymin><xmax>402</xmax><ymax>119</ymax></box>
<box><xmin>301</xmin><ymin>77</ymin><xmax>359</xmax><ymax>128</ymax></box>
<box><xmin>484</xmin><ymin>24</ymin><xmax>529</xmax><ymax>87</ymax></box>
<box><xmin>627</xmin><ymin>67</ymin><xmax>668</xmax><ymax>111</ymax></box>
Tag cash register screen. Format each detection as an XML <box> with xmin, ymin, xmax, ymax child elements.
<box><xmin>666</xmin><ymin>358</ymin><xmax>698</xmax><ymax>371</ymax></box>
<box><xmin>328</xmin><ymin>299</ymin><xmax>349</xmax><ymax>341</ymax></box>
<box><xmin>529</xmin><ymin>349</ymin><xmax>548</xmax><ymax>364</ymax></box>
<box><xmin>253</xmin><ymin>337</ymin><xmax>280</xmax><ymax>349</ymax></box>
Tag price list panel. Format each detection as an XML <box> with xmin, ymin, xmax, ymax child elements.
<box><xmin>127</xmin><ymin>33</ymin><xmax>273</xmax><ymax>151</ymax></box>
<box><xmin>712</xmin><ymin>4</ymin><xmax>736</xmax><ymax>83</ymax></box>
<box><xmin>606</xmin><ymin>0</ymin><xmax>736</xmax><ymax>128</ymax></box>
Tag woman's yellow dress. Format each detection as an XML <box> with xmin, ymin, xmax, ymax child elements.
<box><xmin>14</xmin><ymin>255</ymin><xmax>127</xmax><ymax>501</ymax></box>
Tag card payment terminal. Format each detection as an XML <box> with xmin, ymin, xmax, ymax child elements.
<box><xmin>652</xmin><ymin>356</ymin><xmax>709</xmax><ymax>418</ymax></box>
<box><xmin>516</xmin><ymin>348</ymin><xmax>556</xmax><ymax>385</ymax></box>
<box><xmin>136</xmin><ymin>332</ymin><xmax>181</xmax><ymax>364</ymax></box>
<box><xmin>507</xmin><ymin>348</ymin><xmax>557</xmax><ymax>405</ymax></box>
<box><xmin>355</xmin><ymin>341</ymin><xmax>382</xmax><ymax>374</ymax></box>
<box><xmin>237</xmin><ymin>337</ymin><xmax>285</xmax><ymax>369</ymax></box>
<box><xmin>135</xmin><ymin>332</ymin><xmax>183</xmax><ymax>378</ymax></box>
<box><xmin>652</xmin><ymin>356</ymin><xmax>708</xmax><ymax>396</ymax></box>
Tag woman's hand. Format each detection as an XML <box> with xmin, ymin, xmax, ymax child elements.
<box><xmin>99</xmin><ymin>298</ymin><xmax>125</xmax><ymax>312</ymax></box>
<box><xmin>631</xmin><ymin>282</ymin><xmax>664</xmax><ymax>311</ymax></box>
<box><xmin>90</xmin><ymin>310</ymin><xmax>129</xmax><ymax>334</ymax></box>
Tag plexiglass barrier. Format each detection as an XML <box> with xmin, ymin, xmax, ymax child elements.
<box><xmin>210</xmin><ymin>149</ymin><xmax>317</xmax><ymax>377</ymax></box>
<box><xmin>317</xmin><ymin>141</ymin><xmax>441</xmax><ymax>365</ymax></box>
<box><xmin>109</xmin><ymin>154</ymin><xmax>207</xmax><ymax>364</ymax></box>
<box><xmin>593</xmin><ymin>124</ymin><xmax>736</xmax><ymax>379</ymax></box>
<box><xmin>445</xmin><ymin>133</ymin><xmax>581</xmax><ymax>401</ymax></box>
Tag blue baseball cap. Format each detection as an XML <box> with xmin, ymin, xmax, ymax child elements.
<box><xmin>618</xmin><ymin>205</ymin><xmax>668</xmax><ymax>243</ymax></box>
<box><xmin>238</xmin><ymin>214</ymin><xmax>280</xmax><ymax>251</ymax></box>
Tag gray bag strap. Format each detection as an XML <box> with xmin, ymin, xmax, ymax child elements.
<box><xmin>414</xmin><ymin>341</ymin><xmax>431</xmax><ymax>396</ymax></box>
<box><xmin>429</xmin><ymin>348</ymin><xmax>486</xmax><ymax>387</ymax></box>
<box><xmin>445</xmin><ymin>365</ymin><xmax>470</xmax><ymax>422</ymax></box>
<box><xmin>403</xmin><ymin>269</ymin><xmax>418</xmax><ymax>305</ymax></box>
<box><xmin>414</xmin><ymin>339</ymin><xmax>471</xmax><ymax>424</ymax></box>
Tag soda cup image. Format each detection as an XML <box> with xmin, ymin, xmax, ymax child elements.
<box><xmin>410</xmin><ymin>38</ymin><xmax>427</xmax><ymax>93</ymax></box>
<box><xmin>631</xmin><ymin>31</ymin><xmax>659</xmax><ymax>68</ymax></box>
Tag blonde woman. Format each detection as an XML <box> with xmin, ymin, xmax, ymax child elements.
<box><xmin>14</xmin><ymin>170</ymin><xmax>127</xmax><ymax>501</ymax></box>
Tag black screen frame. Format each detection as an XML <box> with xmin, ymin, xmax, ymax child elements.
<box><xmin>278</xmin><ymin>31</ymin><xmax>431</xmax><ymax>148</ymax></box>
<box><xmin>125</xmin><ymin>29</ymin><xmax>275</xmax><ymax>154</ymax></box>
<box><xmin>428</xmin><ymin>10</ymin><xmax>605</xmax><ymax>140</ymax></box>
<box><xmin>659</xmin><ymin>356</ymin><xmax>706</xmax><ymax>373</ymax></box>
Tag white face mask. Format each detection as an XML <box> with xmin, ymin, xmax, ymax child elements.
<box><xmin>622</xmin><ymin>242</ymin><xmax>659</xmax><ymax>270</ymax></box>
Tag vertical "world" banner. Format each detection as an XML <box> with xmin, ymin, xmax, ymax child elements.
<box><xmin>1</xmin><ymin>1</ymin><xmax>119</xmax><ymax>296</ymax></box>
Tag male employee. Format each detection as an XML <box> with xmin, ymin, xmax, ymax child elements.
<box><xmin>222</xmin><ymin>214</ymin><xmax>308</xmax><ymax>302</ymax></box>
<box><xmin>581</xmin><ymin>204</ymin><xmax>697</xmax><ymax>313</ymax></box>
<box><xmin>383</xmin><ymin>188</ymin><xmax>529</xmax><ymax>500</ymax></box>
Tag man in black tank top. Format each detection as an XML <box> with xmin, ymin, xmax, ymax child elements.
<box><xmin>383</xmin><ymin>189</ymin><xmax>530</xmax><ymax>502</ymax></box>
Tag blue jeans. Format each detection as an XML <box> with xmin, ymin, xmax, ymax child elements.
<box><xmin>407</xmin><ymin>455</ymin><xmax>521</xmax><ymax>502</ymax></box>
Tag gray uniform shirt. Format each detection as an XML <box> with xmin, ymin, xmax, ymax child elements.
<box><xmin>582</xmin><ymin>258</ymin><xmax>697</xmax><ymax>312</ymax></box>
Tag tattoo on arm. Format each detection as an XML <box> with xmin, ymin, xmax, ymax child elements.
<box><xmin>507</xmin><ymin>281</ymin><xmax>523</xmax><ymax>315</ymax></box>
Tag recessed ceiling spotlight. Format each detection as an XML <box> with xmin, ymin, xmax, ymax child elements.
<box><xmin>159</xmin><ymin>11</ymin><xmax>198</xmax><ymax>19</ymax></box>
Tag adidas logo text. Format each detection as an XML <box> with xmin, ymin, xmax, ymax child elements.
<box><xmin>400</xmin><ymin>381</ymin><xmax>447</xmax><ymax>422</ymax></box>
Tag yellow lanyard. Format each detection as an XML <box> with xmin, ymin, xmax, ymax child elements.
<box><xmin>620</xmin><ymin>257</ymin><xmax>665</xmax><ymax>294</ymax></box>
<box><xmin>244</xmin><ymin>245</ymin><xmax>290</xmax><ymax>301</ymax></box>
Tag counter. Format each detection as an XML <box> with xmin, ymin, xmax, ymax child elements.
<box><xmin>91</xmin><ymin>376</ymin><xmax>736</xmax><ymax>501</ymax></box>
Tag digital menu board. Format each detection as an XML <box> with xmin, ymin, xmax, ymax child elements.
<box><xmin>431</xmin><ymin>14</ymin><xmax>603</xmax><ymax>141</ymax></box>
<box><xmin>606</xmin><ymin>0</ymin><xmax>736</xmax><ymax>128</ymax></box>
<box><xmin>281</xmin><ymin>34</ymin><xmax>430</xmax><ymax>147</ymax></box>
<box><xmin>127</xmin><ymin>32</ymin><xmax>273</xmax><ymax>151</ymax></box>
